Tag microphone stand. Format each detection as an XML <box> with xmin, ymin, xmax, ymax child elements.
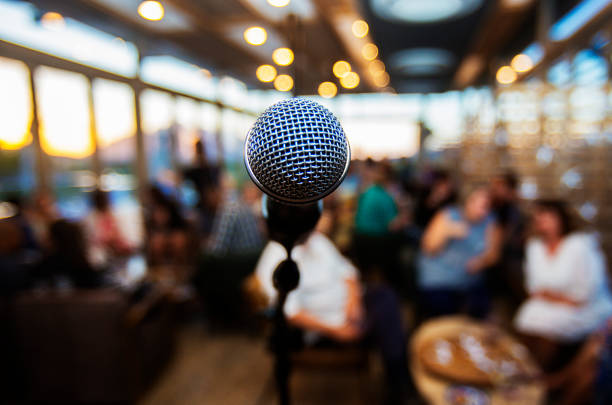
<box><xmin>270</xmin><ymin>241</ymin><xmax>300</xmax><ymax>405</ymax></box>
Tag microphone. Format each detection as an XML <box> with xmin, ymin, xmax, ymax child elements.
<box><xmin>244</xmin><ymin>98</ymin><xmax>350</xmax><ymax>205</ymax></box>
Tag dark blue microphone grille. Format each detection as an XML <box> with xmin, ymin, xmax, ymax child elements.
<box><xmin>245</xmin><ymin>98</ymin><xmax>350</xmax><ymax>204</ymax></box>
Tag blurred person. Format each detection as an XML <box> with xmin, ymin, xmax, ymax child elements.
<box><xmin>204</xmin><ymin>178</ymin><xmax>264</xmax><ymax>256</ymax></box>
<box><xmin>489</xmin><ymin>171</ymin><xmax>526</xmax><ymax>304</ymax></box>
<box><xmin>0</xmin><ymin>220</ymin><xmax>32</xmax><ymax>295</ymax></box>
<box><xmin>183</xmin><ymin>139</ymin><xmax>219</xmax><ymax>235</ymax></box>
<box><xmin>6</xmin><ymin>194</ymin><xmax>39</xmax><ymax>252</ymax></box>
<box><xmin>26</xmin><ymin>191</ymin><xmax>59</xmax><ymax>249</ymax></box>
<box><xmin>82</xmin><ymin>189</ymin><xmax>132</xmax><ymax>266</ymax></box>
<box><xmin>352</xmin><ymin>159</ymin><xmax>404</xmax><ymax>283</ymax></box>
<box><xmin>417</xmin><ymin>185</ymin><xmax>501</xmax><ymax>320</ymax></box>
<box><xmin>33</xmin><ymin>219</ymin><xmax>104</xmax><ymax>289</ymax></box>
<box><xmin>413</xmin><ymin>169</ymin><xmax>456</xmax><ymax>232</ymax></box>
<box><xmin>145</xmin><ymin>186</ymin><xmax>191</xmax><ymax>266</ymax></box>
<box><xmin>255</xmin><ymin>200</ymin><xmax>410</xmax><ymax>404</ymax></box>
<box><xmin>514</xmin><ymin>200</ymin><xmax>612</xmax><ymax>369</ymax></box>
<box><xmin>545</xmin><ymin>317</ymin><xmax>612</xmax><ymax>405</ymax></box>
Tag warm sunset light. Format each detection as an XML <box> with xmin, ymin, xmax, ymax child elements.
<box><xmin>36</xmin><ymin>67</ymin><xmax>94</xmax><ymax>159</ymax></box>
<box><xmin>0</xmin><ymin>58</ymin><xmax>32</xmax><ymax>150</ymax></box>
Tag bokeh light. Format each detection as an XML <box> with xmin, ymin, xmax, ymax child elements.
<box><xmin>496</xmin><ymin>65</ymin><xmax>517</xmax><ymax>84</ymax></box>
<box><xmin>137</xmin><ymin>1</ymin><xmax>165</xmax><ymax>21</ymax></box>
<box><xmin>244</xmin><ymin>26</ymin><xmax>267</xmax><ymax>46</ymax></box>
<box><xmin>274</xmin><ymin>74</ymin><xmax>293</xmax><ymax>91</ymax></box>
<box><xmin>256</xmin><ymin>64</ymin><xmax>277</xmax><ymax>82</ymax></box>
<box><xmin>373</xmin><ymin>70</ymin><xmax>390</xmax><ymax>87</ymax></box>
<box><xmin>368</xmin><ymin>59</ymin><xmax>385</xmax><ymax>74</ymax></box>
<box><xmin>318</xmin><ymin>81</ymin><xmax>338</xmax><ymax>98</ymax></box>
<box><xmin>333</xmin><ymin>60</ymin><xmax>351</xmax><ymax>78</ymax></box>
<box><xmin>511</xmin><ymin>53</ymin><xmax>534</xmax><ymax>72</ymax></box>
<box><xmin>362</xmin><ymin>43</ymin><xmax>378</xmax><ymax>61</ymax></box>
<box><xmin>267</xmin><ymin>0</ymin><xmax>290</xmax><ymax>7</ymax></box>
<box><xmin>272</xmin><ymin>48</ymin><xmax>294</xmax><ymax>66</ymax></box>
<box><xmin>40</xmin><ymin>12</ymin><xmax>65</xmax><ymax>30</ymax></box>
<box><xmin>340</xmin><ymin>71</ymin><xmax>360</xmax><ymax>89</ymax></box>
<box><xmin>352</xmin><ymin>20</ymin><xmax>369</xmax><ymax>38</ymax></box>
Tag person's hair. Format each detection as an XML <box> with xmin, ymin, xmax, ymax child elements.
<box><xmin>48</xmin><ymin>219</ymin><xmax>90</xmax><ymax>270</ymax></box>
<box><xmin>458</xmin><ymin>183</ymin><xmax>489</xmax><ymax>205</ymax></box>
<box><xmin>91</xmin><ymin>189</ymin><xmax>110</xmax><ymax>211</ymax></box>
<box><xmin>496</xmin><ymin>171</ymin><xmax>518</xmax><ymax>190</ymax></box>
<box><xmin>533</xmin><ymin>199</ymin><xmax>577</xmax><ymax>236</ymax></box>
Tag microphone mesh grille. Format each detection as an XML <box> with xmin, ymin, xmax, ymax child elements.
<box><xmin>245</xmin><ymin>98</ymin><xmax>349</xmax><ymax>203</ymax></box>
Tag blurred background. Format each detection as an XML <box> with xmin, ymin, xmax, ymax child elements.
<box><xmin>1</xmin><ymin>0</ymin><xmax>612</xmax><ymax>404</ymax></box>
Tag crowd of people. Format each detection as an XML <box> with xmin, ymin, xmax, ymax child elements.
<box><xmin>1</xmin><ymin>147</ymin><xmax>612</xmax><ymax>404</ymax></box>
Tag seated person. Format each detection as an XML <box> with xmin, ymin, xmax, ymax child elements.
<box><xmin>254</xmin><ymin>198</ymin><xmax>409</xmax><ymax>404</ymax></box>
<box><xmin>82</xmin><ymin>189</ymin><xmax>132</xmax><ymax>266</ymax></box>
<box><xmin>546</xmin><ymin>317</ymin><xmax>612</xmax><ymax>405</ymax></box>
<box><xmin>514</xmin><ymin>200</ymin><xmax>612</xmax><ymax>369</ymax></box>
<box><xmin>417</xmin><ymin>185</ymin><xmax>501</xmax><ymax>320</ymax></box>
<box><xmin>204</xmin><ymin>179</ymin><xmax>264</xmax><ymax>257</ymax></box>
<box><xmin>33</xmin><ymin>219</ymin><xmax>104</xmax><ymax>289</ymax></box>
<box><xmin>145</xmin><ymin>186</ymin><xmax>191</xmax><ymax>266</ymax></box>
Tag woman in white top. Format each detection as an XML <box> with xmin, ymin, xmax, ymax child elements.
<box><xmin>514</xmin><ymin>200</ymin><xmax>612</xmax><ymax>368</ymax></box>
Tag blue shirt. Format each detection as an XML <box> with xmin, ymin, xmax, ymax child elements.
<box><xmin>417</xmin><ymin>206</ymin><xmax>495</xmax><ymax>290</ymax></box>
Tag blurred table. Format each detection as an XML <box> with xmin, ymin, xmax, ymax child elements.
<box><xmin>411</xmin><ymin>316</ymin><xmax>545</xmax><ymax>405</ymax></box>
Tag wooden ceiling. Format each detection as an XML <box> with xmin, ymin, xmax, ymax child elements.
<box><xmin>26</xmin><ymin>0</ymin><xmax>369</xmax><ymax>94</ymax></box>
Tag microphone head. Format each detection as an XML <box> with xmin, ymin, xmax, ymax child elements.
<box><xmin>245</xmin><ymin>98</ymin><xmax>350</xmax><ymax>204</ymax></box>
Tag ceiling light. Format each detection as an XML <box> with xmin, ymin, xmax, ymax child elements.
<box><xmin>511</xmin><ymin>54</ymin><xmax>533</xmax><ymax>72</ymax></box>
<box><xmin>370</xmin><ymin>0</ymin><xmax>483</xmax><ymax>23</ymax></box>
<box><xmin>368</xmin><ymin>60</ymin><xmax>385</xmax><ymax>74</ymax></box>
<box><xmin>40</xmin><ymin>11</ymin><xmax>65</xmax><ymax>30</ymax></box>
<box><xmin>373</xmin><ymin>71</ymin><xmax>390</xmax><ymax>87</ymax></box>
<box><xmin>138</xmin><ymin>1</ymin><xmax>165</xmax><ymax>21</ymax></box>
<box><xmin>362</xmin><ymin>43</ymin><xmax>379</xmax><ymax>61</ymax></box>
<box><xmin>256</xmin><ymin>64</ymin><xmax>277</xmax><ymax>82</ymax></box>
<box><xmin>496</xmin><ymin>66</ymin><xmax>517</xmax><ymax>85</ymax></box>
<box><xmin>267</xmin><ymin>0</ymin><xmax>291</xmax><ymax>7</ymax></box>
<box><xmin>352</xmin><ymin>20</ymin><xmax>369</xmax><ymax>38</ymax></box>
<box><xmin>272</xmin><ymin>48</ymin><xmax>294</xmax><ymax>66</ymax></box>
<box><xmin>388</xmin><ymin>48</ymin><xmax>454</xmax><ymax>76</ymax></box>
<box><xmin>200</xmin><ymin>68</ymin><xmax>212</xmax><ymax>78</ymax></box>
<box><xmin>332</xmin><ymin>61</ymin><xmax>351</xmax><ymax>78</ymax></box>
<box><xmin>318</xmin><ymin>82</ymin><xmax>338</xmax><ymax>98</ymax></box>
<box><xmin>340</xmin><ymin>71</ymin><xmax>360</xmax><ymax>89</ymax></box>
<box><xmin>274</xmin><ymin>74</ymin><xmax>293</xmax><ymax>91</ymax></box>
<box><xmin>244</xmin><ymin>26</ymin><xmax>267</xmax><ymax>46</ymax></box>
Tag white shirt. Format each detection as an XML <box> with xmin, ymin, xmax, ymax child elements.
<box><xmin>255</xmin><ymin>232</ymin><xmax>357</xmax><ymax>328</ymax></box>
<box><xmin>514</xmin><ymin>233</ymin><xmax>612</xmax><ymax>342</ymax></box>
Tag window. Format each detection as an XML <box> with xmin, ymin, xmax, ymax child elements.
<box><xmin>35</xmin><ymin>66</ymin><xmax>92</xmax><ymax>219</ymax></box>
<box><xmin>0</xmin><ymin>56</ymin><xmax>35</xmax><ymax>200</ymax></box>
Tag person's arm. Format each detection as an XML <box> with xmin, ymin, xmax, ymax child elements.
<box><xmin>532</xmin><ymin>237</ymin><xmax>598</xmax><ymax>306</ymax></box>
<box><xmin>344</xmin><ymin>277</ymin><xmax>364</xmax><ymax>325</ymax></box>
<box><xmin>466</xmin><ymin>223</ymin><xmax>503</xmax><ymax>274</ymax></box>
<box><xmin>421</xmin><ymin>211</ymin><xmax>467</xmax><ymax>255</ymax></box>
<box><xmin>288</xmin><ymin>311</ymin><xmax>361</xmax><ymax>342</ymax></box>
